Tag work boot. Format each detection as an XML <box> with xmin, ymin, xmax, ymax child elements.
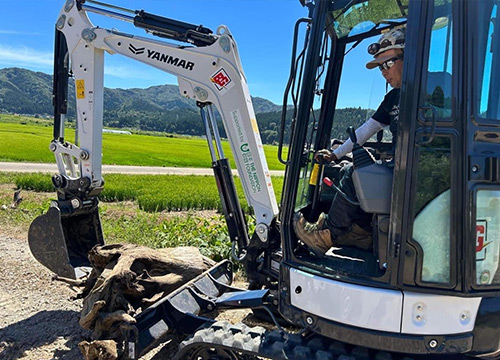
<box><xmin>316</xmin><ymin>212</ymin><xmax>327</xmax><ymax>230</ymax></box>
<box><xmin>334</xmin><ymin>223</ymin><xmax>373</xmax><ymax>251</ymax></box>
<box><xmin>293</xmin><ymin>213</ymin><xmax>333</xmax><ymax>257</ymax></box>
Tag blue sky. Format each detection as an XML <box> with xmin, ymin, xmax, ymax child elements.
<box><xmin>0</xmin><ymin>0</ymin><xmax>385</xmax><ymax>108</ymax></box>
<box><xmin>0</xmin><ymin>0</ymin><xmax>305</xmax><ymax>105</ymax></box>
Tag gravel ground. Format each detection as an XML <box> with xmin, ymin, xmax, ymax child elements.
<box><xmin>0</xmin><ymin>232</ymin><xmax>252</xmax><ymax>360</ymax></box>
<box><xmin>0</xmin><ymin>234</ymin><xmax>90</xmax><ymax>360</ymax></box>
<box><xmin>0</xmin><ymin>234</ymin><xmax>207</xmax><ymax>360</ymax></box>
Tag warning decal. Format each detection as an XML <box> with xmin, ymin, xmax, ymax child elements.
<box><xmin>76</xmin><ymin>79</ymin><xmax>85</xmax><ymax>99</ymax></box>
<box><xmin>230</xmin><ymin>108</ymin><xmax>262</xmax><ymax>194</ymax></box>
<box><xmin>210</xmin><ymin>68</ymin><xmax>234</xmax><ymax>94</ymax></box>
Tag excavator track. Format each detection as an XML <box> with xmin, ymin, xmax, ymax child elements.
<box><xmin>173</xmin><ymin>320</ymin><xmax>433</xmax><ymax>360</ymax></box>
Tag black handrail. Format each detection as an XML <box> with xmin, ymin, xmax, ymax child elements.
<box><xmin>278</xmin><ymin>18</ymin><xmax>312</xmax><ymax>165</ymax></box>
<box><xmin>417</xmin><ymin>106</ymin><xmax>438</xmax><ymax>145</ymax></box>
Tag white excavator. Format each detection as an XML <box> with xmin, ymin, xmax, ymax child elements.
<box><xmin>28</xmin><ymin>0</ymin><xmax>500</xmax><ymax>359</ymax></box>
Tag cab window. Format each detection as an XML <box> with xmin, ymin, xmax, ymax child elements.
<box><xmin>423</xmin><ymin>1</ymin><xmax>453</xmax><ymax>119</ymax></box>
<box><xmin>477</xmin><ymin>2</ymin><xmax>500</xmax><ymax>120</ymax></box>
<box><xmin>411</xmin><ymin>0</ymin><xmax>453</xmax><ymax>285</ymax></box>
<box><xmin>412</xmin><ymin>137</ymin><xmax>452</xmax><ymax>283</ymax></box>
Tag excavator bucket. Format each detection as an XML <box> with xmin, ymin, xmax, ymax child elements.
<box><xmin>28</xmin><ymin>206</ymin><xmax>104</xmax><ymax>279</ymax></box>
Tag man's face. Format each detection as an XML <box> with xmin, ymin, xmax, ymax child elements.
<box><xmin>377</xmin><ymin>49</ymin><xmax>404</xmax><ymax>89</ymax></box>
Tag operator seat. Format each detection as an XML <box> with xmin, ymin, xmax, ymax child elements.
<box><xmin>348</xmin><ymin>127</ymin><xmax>393</xmax><ymax>271</ymax></box>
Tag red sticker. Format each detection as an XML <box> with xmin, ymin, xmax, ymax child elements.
<box><xmin>477</xmin><ymin>224</ymin><xmax>485</xmax><ymax>252</ymax></box>
<box><xmin>476</xmin><ymin>220</ymin><xmax>491</xmax><ymax>262</ymax></box>
<box><xmin>211</xmin><ymin>69</ymin><xmax>231</xmax><ymax>90</ymax></box>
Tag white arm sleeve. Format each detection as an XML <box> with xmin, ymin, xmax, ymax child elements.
<box><xmin>332</xmin><ymin>118</ymin><xmax>386</xmax><ymax>159</ymax></box>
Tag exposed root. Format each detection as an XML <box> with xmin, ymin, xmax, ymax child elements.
<box><xmin>77</xmin><ymin>243</ymin><xmax>215</xmax><ymax>360</ymax></box>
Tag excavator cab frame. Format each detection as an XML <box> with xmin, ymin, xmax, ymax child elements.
<box><xmin>279</xmin><ymin>0</ymin><xmax>500</xmax><ymax>356</ymax></box>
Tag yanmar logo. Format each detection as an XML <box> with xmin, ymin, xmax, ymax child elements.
<box><xmin>128</xmin><ymin>44</ymin><xmax>145</xmax><ymax>55</ymax></box>
<box><xmin>128</xmin><ymin>43</ymin><xmax>195</xmax><ymax>71</ymax></box>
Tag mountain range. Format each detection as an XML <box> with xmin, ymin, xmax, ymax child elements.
<box><xmin>0</xmin><ymin>67</ymin><xmax>280</xmax><ymax>117</ymax></box>
<box><xmin>0</xmin><ymin>67</ymin><xmax>373</xmax><ymax>144</ymax></box>
<box><xmin>0</xmin><ymin>67</ymin><xmax>289</xmax><ymax>143</ymax></box>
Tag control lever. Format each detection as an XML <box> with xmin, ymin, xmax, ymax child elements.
<box><xmin>347</xmin><ymin>126</ymin><xmax>375</xmax><ymax>169</ymax></box>
<box><xmin>322</xmin><ymin>177</ymin><xmax>359</xmax><ymax>205</ymax></box>
<box><xmin>376</xmin><ymin>129</ymin><xmax>384</xmax><ymax>143</ymax></box>
<box><xmin>347</xmin><ymin>126</ymin><xmax>358</xmax><ymax>145</ymax></box>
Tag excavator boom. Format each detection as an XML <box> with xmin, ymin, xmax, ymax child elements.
<box><xmin>28</xmin><ymin>0</ymin><xmax>278</xmax><ymax>279</ymax></box>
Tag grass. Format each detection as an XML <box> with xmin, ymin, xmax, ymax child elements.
<box><xmin>0</xmin><ymin>187</ymin><xmax>234</xmax><ymax>263</ymax></box>
<box><xmin>13</xmin><ymin>172</ymin><xmax>284</xmax><ymax>212</ymax></box>
<box><xmin>0</xmin><ymin>175</ymin><xmax>240</xmax><ymax>263</ymax></box>
<box><xmin>0</xmin><ymin>174</ymin><xmax>54</xmax><ymax>233</ymax></box>
<box><xmin>99</xmin><ymin>206</ymin><xmax>233</xmax><ymax>262</ymax></box>
<box><xmin>0</xmin><ymin>114</ymin><xmax>286</xmax><ymax>170</ymax></box>
<box><xmin>2</xmin><ymin>170</ymin><xmax>284</xmax><ymax>262</ymax></box>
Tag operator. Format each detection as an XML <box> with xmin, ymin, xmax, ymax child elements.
<box><xmin>294</xmin><ymin>28</ymin><xmax>405</xmax><ymax>257</ymax></box>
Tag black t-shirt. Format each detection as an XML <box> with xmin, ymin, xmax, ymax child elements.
<box><xmin>372</xmin><ymin>88</ymin><xmax>401</xmax><ymax>146</ymax></box>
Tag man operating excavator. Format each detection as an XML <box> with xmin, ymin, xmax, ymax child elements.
<box><xmin>294</xmin><ymin>28</ymin><xmax>406</xmax><ymax>256</ymax></box>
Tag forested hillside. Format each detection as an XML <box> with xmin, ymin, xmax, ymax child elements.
<box><xmin>0</xmin><ymin>67</ymin><xmax>373</xmax><ymax>144</ymax></box>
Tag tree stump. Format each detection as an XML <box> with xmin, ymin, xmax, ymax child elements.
<box><xmin>74</xmin><ymin>243</ymin><xmax>215</xmax><ymax>360</ymax></box>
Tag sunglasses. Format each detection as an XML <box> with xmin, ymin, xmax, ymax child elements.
<box><xmin>368</xmin><ymin>37</ymin><xmax>405</xmax><ymax>55</ymax></box>
<box><xmin>378</xmin><ymin>55</ymin><xmax>403</xmax><ymax>71</ymax></box>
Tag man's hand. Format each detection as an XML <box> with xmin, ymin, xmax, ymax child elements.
<box><xmin>314</xmin><ymin>149</ymin><xmax>338</xmax><ymax>163</ymax></box>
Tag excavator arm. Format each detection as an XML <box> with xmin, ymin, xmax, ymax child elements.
<box><xmin>29</xmin><ymin>0</ymin><xmax>279</xmax><ymax>279</ymax></box>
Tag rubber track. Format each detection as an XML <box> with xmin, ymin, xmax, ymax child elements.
<box><xmin>174</xmin><ymin>320</ymin><xmax>423</xmax><ymax>360</ymax></box>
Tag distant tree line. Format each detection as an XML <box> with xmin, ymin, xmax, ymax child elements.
<box><xmin>100</xmin><ymin>107</ymin><xmax>374</xmax><ymax>145</ymax></box>
<box><xmin>0</xmin><ymin>67</ymin><xmax>375</xmax><ymax>145</ymax></box>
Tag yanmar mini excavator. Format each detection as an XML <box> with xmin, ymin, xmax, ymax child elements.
<box><xmin>28</xmin><ymin>0</ymin><xmax>500</xmax><ymax>359</ymax></box>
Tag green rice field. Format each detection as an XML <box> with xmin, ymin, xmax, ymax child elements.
<box><xmin>0</xmin><ymin>115</ymin><xmax>285</xmax><ymax>256</ymax></box>
<box><xmin>0</xmin><ymin>114</ymin><xmax>286</xmax><ymax>170</ymax></box>
<box><xmin>12</xmin><ymin>172</ymin><xmax>283</xmax><ymax>212</ymax></box>
<box><xmin>0</xmin><ymin>114</ymin><xmax>286</xmax><ymax>214</ymax></box>
<box><xmin>0</xmin><ymin>172</ymin><xmax>239</xmax><ymax>259</ymax></box>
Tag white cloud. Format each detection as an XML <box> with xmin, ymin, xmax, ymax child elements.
<box><xmin>104</xmin><ymin>63</ymin><xmax>176</xmax><ymax>84</ymax></box>
<box><xmin>0</xmin><ymin>44</ymin><xmax>153</xmax><ymax>80</ymax></box>
<box><xmin>0</xmin><ymin>44</ymin><xmax>52</xmax><ymax>69</ymax></box>
<box><xmin>0</xmin><ymin>30</ymin><xmax>41</xmax><ymax>36</ymax></box>
<box><xmin>104</xmin><ymin>65</ymin><xmax>153</xmax><ymax>80</ymax></box>
<box><xmin>0</xmin><ymin>43</ymin><xmax>175</xmax><ymax>87</ymax></box>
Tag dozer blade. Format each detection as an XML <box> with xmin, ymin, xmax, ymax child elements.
<box><xmin>28</xmin><ymin>206</ymin><xmax>104</xmax><ymax>279</ymax></box>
